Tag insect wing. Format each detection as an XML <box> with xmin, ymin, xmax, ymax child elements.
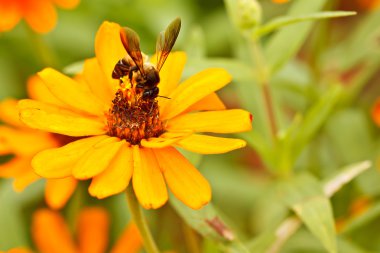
<box><xmin>155</xmin><ymin>17</ymin><xmax>181</xmax><ymax>72</ymax></box>
<box><xmin>120</xmin><ymin>27</ymin><xmax>145</xmax><ymax>74</ymax></box>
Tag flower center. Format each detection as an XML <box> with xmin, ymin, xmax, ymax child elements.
<box><xmin>106</xmin><ymin>87</ymin><xmax>165</xmax><ymax>145</ymax></box>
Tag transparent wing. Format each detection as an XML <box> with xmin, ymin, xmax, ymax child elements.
<box><xmin>120</xmin><ymin>27</ymin><xmax>144</xmax><ymax>74</ymax></box>
<box><xmin>155</xmin><ymin>17</ymin><xmax>181</xmax><ymax>72</ymax></box>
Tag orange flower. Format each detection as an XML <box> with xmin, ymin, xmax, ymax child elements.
<box><xmin>272</xmin><ymin>0</ymin><xmax>289</xmax><ymax>4</ymax></box>
<box><xmin>4</xmin><ymin>207</ymin><xmax>142</xmax><ymax>253</ymax></box>
<box><xmin>0</xmin><ymin>0</ymin><xmax>79</xmax><ymax>33</ymax></box>
<box><xmin>359</xmin><ymin>0</ymin><xmax>380</xmax><ymax>10</ymax></box>
<box><xmin>372</xmin><ymin>98</ymin><xmax>380</xmax><ymax>127</ymax></box>
<box><xmin>0</xmin><ymin>76</ymin><xmax>77</xmax><ymax>209</ymax></box>
<box><xmin>19</xmin><ymin>21</ymin><xmax>252</xmax><ymax>210</ymax></box>
<box><xmin>339</xmin><ymin>0</ymin><xmax>380</xmax><ymax>11</ymax></box>
<box><xmin>335</xmin><ymin>196</ymin><xmax>372</xmax><ymax>233</ymax></box>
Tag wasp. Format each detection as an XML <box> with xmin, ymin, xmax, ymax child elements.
<box><xmin>112</xmin><ymin>18</ymin><xmax>181</xmax><ymax>100</ymax></box>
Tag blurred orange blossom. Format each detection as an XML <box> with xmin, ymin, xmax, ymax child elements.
<box><xmin>0</xmin><ymin>76</ymin><xmax>78</xmax><ymax>209</ymax></box>
<box><xmin>372</xmin><ymin>98</ymin><xmax>380</xmax><ymax>127</ymax></box>
<box><xmin>2</xmin><ymin>207</ymin><xmax>142</xmax><ymax>253</ymax></box>
<box><xmin>0</xmin><ymin>0</ymin><xmax>79</xmax><ymax>33</ymax></box>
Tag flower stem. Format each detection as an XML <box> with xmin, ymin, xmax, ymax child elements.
<box><xmin>126</xmin><ymin>186</ymin><xmax>160</xmax><ymax>253</ymax></box>
<box><xmin>182</xmin><ymin>221</ymin><xmax>201</xmax><ymax>253</ymax></box>
<box><xmin>249</xmin><ymin>39</ymin><xmax>278</xmax><ymax>141</ymax></box>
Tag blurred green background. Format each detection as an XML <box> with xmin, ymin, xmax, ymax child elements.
<box><xmin>1</xmin><ymin>0</ymin><xmax>380</xmax><ymax>252</ymax></box>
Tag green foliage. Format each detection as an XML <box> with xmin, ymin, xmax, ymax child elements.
<box><xmin>1</xmin><ymin>0</ymin><xmax>380</xmax><ymax>252</ymax></box>
<box><xmin>263</xmin><ymin>0</ymin><xmax>328</xmax><ymax>74</ymax></box>
<box><xmin>254</xmin><ymin>11</ymin><xmax>356</xmax><ymax>38</ymax></box>
<box><xmin>278</xmin><ymin>174</ymin><xmax>337</xmax><ymax>253</ymax></box>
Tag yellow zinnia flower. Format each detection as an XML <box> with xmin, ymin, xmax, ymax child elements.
<box><xmin>0</xmin><ymin>0</ymin><xmax>79</xmax><ymax>33</ymax></box>
<box><xmin>0</xmin><ymin>76</ymin><xmax>77</xmax><ymax>209</ymax></box>
<box><xmin>19</xmin><ymin>21</ymin><xmax>252</xmax><ymax>210</ymax></box>
<box><xmin>2</xmin><ymin>207</ymin><xmax>142</xmax><ymax>253</ymax></box>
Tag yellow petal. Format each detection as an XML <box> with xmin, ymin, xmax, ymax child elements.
<box><xmin>110</xmin><ymin>223</ymin><xmax>142</xmax><ymax>253</ymax></box>
<box><xmin>32</xmin><ymin>135</ymin><xmax>109</xmax><ymax>178</ymax></box>
<box><xmin>38</xmin><ymin>68</ymin><xmax>105</xmax><ymax>116</ymax></box>
<box><xmin>32</xmin><ymin>209</ymin><xmax>78</xmax><ymax>253</ymax></box>
<box><xmin>27</xmin><ymin>75</ymin><xmax>66</xmax><ymax>107</ymax></box>
<box><xmin>24</xmin><ymin>0</ymin><xmax>57</xmax><ymax>33</ymax></box>
<box><xmin>77</xmin><ymin>208</ymin><xmax>109</xmax><ymax>253</ymax></box>
<box><xmin>140</xmin><ymin>131</ymin><xmax>191</xmax><ymax>148</ymax></box>
<box><xmin>89</xmin><ymin>143</ymin><xmax>133</xmax><ymax>198</ymax></box>
<box><xmin>0</xmin><ymin>2</ymin><xmax>21</xmax><ymax>32</ymax></box>
<box><xmin>19</xmin><ymin>99</ymin><xmax>106</xmax><ymax>136</ymax></box>
<box><xmin>0</xmin><ymin>157</ymin><xmax>31</xmax><ymax>178</ymax></box>
<box><xmin>0</xmin><ymin>141</ymin><xmax>11</xmax><ymax>155</ymax></box>
<box><xmin>166</xmin><ymin>109</ymin><xmax>253</xmax><ymax>133</ymax></box>
<box><xmin>0</xmin><ymin>126</ymin><xmax>58</xmax><ymax>156</ymax></box>
<box><xmin>83</xmin><ymin>58</ymin><xmax>114</xmax><ymax>105</ymax></box>
<box><xmin>154</xmin><ymin>147</ymin><xmax>211</xmax><ymax>209</ymax></box>
<box><xmin>160</xmin><ymin>68</ymin><xmax>231</xmax><ymax>120</ymax></box>
<box><xmin>176</xmin><ymin>134</ymin><xmax>246</xmax><ymax>154</ymax></box>
<box><xmin>150</xmin><ymin>52</ymin><xmax>187</xmax><ymax>98</ymax></box>
<box><xmin>185</xmin><ymin>92</ymin><xmax>226</xmax><ymax>112</ymax></box>
<box><xmin>0</xmin><ymin>99</ymin><xmax>25</xmax><ymax>128</ymax></box>
<box><xmin>45</xmin><ymin>177</ymin><xmax>78</xmax><ymax>210</ymax></box>
<box><xmin>95</xmin><ymin>21</ymin><xmax>125</xmax><ymax>90</ymax></box>
<box><xmin>132</xmin><ymin>146</ymin><xmax>168</xmax><ymax>209</ymax></box>
<box><xmin>13</xmin><ymin>170</ymin><xmax>40</xmax><ymax>192</ymax></box>
<box><xmin>72</xmin><ymin>138</ymin><xmax>124</xmax><ymax>179</ymax></box>
<box><xmin>52</xmin><ymin>0</ymin><xmax>80</xmax><ymax>9</ymax></box>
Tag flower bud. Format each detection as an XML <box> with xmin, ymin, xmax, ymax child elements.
<box><xmin>236</xmin><ymin>0</ymin><xmax>262</xmax><ymax>30</ymax></box>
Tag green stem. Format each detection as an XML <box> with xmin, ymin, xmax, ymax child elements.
<box><xmin>249</xmin><ymin>39</ymin><xmax>278</xmax><ymax>141</ymax></box>
<box><xmin>24</xmin><ymin>24</ymin><xmax>59</xmax><ymax>67</ymax></box>
<box><xmin>182</xmin><ymin>221</ymin><xmax>201</xmax><ymax>253</ymax></box>
<box><xmin>126</xmin><ymin>186</ymin><xmax>160</xmax><ymax>253</ymax></box>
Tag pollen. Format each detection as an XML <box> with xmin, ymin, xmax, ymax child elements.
<box><xmin>106</xmin><ymin>88</ymin><xmax>165</xmax><ymax>145</ymax></box>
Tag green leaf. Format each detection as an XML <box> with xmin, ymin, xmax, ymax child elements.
<box><xmin>254</xmin><ymin>11</ymin><xmax>356</xmax><ymax>38</ymax></box>
<box><xmin>341</xmin><ymin>201</ymin><xmax>380</xmax><ymax>235</ymax></box>
<box><xmin>326</xmin><ymin>109</ymin><xmax>374</xmax><ymax>164</ymax></box>
<box><xmin>327</xmin><ymin>8</ymin><xmax>380</xmax><ymax>70</ymax></box>
<box><xmin>323</xmin><ymin>160</ymin><xmax>372</xmax><ymax>197</ymax></box>
<box><xmin>278</xmin><ymin>173</ymin><xmax>337</xmax><ymax>253</ymax></box>
<box><xmin>63</xmin><ymin>60</ymin><xmax>84</xmax><ymax>75</ymax></box>
<box><xmin>247</xmin><ymin>161</ymin><xmax>370</xmax><ymax>253</ymax></box>
<box><xmin>281</xmin><ymin>229</ymin><xmax>371</xmax><ymax>253</ymax></box>
<box><xmin>276</xmin><ymin>85</ymin><xmax>342</xmax><ymax>173</ymax></box>
<box><xmin>293</xmin><ymin>85</ymin><xmax>342</xmax><ymax>155</ymax></box>
<box><xmin>248</xmin><ymin>216</ymin><xmax>302</xmax><ymax>253</ymax></box>
<box><xmin>263</xmin><ymin>0</ymin><xmax>328</xmax><ymax>73</ymax></box>
<box><xmin>170</xmin><ymin>198</ymin><xmax>249</xmax><ymax>253</ymax></box>
<box><xmin>336</xmin><ymin>236</ymin><xmax>373</xmax><ymax>253</ymax></box>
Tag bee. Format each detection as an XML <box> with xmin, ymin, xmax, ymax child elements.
<box><xmin>112</xmin><ymin>17</ymin><xmax>181</xmax><ymax>100</ymax></box>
